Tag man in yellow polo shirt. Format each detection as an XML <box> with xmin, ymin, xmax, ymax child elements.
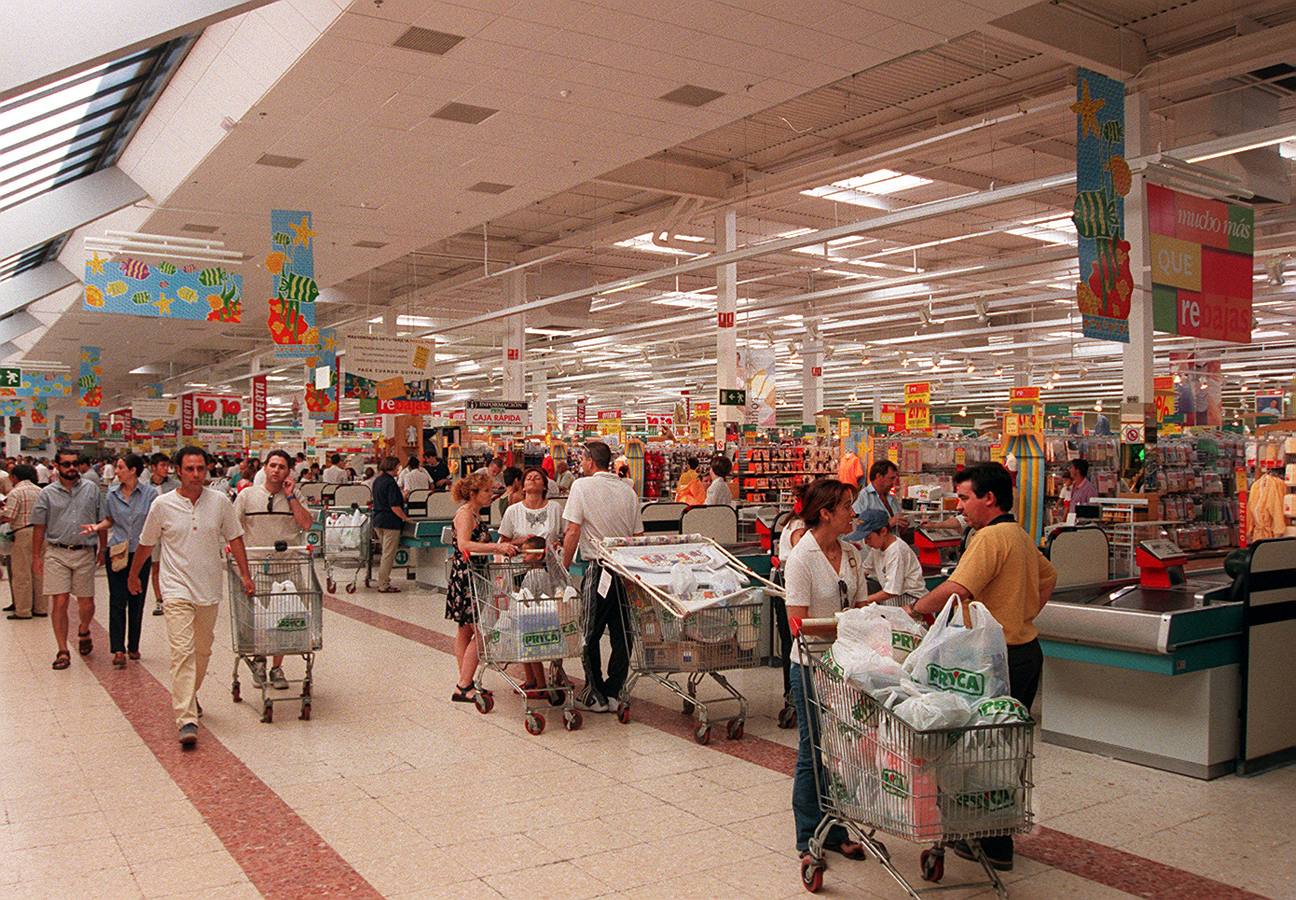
<box><xmin>907</xmin><ymin>462</ymin><xmax>1056</xmax><ymax>872</ymax></box>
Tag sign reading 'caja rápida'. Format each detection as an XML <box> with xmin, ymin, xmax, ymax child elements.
<box><xmin>466</xmin><ymin>399</ymin><xmax>528</xmax><ymax>429</ymax></box>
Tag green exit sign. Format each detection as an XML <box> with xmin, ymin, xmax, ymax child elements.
<box><xmin>0</xmin><ymin>368</ymin><xmax>19</xmax><ymax>389</ymax></box>
<box><xmin>719</xmin><ymin>389</ymin><xmax>746</xmax><ymax>406</ymax></box>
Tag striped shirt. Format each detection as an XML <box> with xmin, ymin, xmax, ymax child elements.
<box><xmin>2</xmin><ymin>481</ymin><xmax>42</xmax><ymax>530</ymax></box>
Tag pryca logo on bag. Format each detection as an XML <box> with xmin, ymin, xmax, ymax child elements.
<box><xmin>926</xmin><ymin>663</ymin><xmax>986</xmax><ymax>697</ymax></box>
<box><xmin>880</xmin><ymin>768</ymin><xmax>910</xmax><ymax>798</ymax></box>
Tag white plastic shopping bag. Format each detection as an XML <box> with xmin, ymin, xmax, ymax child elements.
<box><xmin>902</xmin><ymin>596</ymin><xmax>1009</xmax><ymax>702</ymax></box>
<box><xmin>936</xmin><ymin>695</ymin><xmax>1031</xmax><ymax>832</ymax></box>
<box><xmin>837</xmin><ymin>605</ymin><xmax>926</xmax><ymax>663</ymax></box>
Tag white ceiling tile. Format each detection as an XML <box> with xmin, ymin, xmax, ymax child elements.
<box><xmin>857</xmin><ymin>21</ymin><xmax>946</xmax><ymax>55</ymax></box>
<box><xmin>254</xmin><ymin>2</ymin><xmax>322</xmax><ymax>54</ymax></box>
<box><xmin>310</xmin><ymin>33</ymin><xmax>382</xmax><ymax>65</ymax></box>
<box><xmin>288</xmin><ymin>0</ymin><xmax>347</xmax><ymax>33</ymax></box>
<box><xmin>328</xmin><ymin>10</ymin><xmax>411</xmax><ymax>44</ymax></box>
<box><xmin>471</xmin><ymin>15</ymin><xmax>566</xmax><ymax>49</ymax></box>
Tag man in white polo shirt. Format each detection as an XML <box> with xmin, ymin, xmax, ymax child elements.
<box><xmin>562</xmin><ymin>441</ymin><xmax>643</xmax><ymax>713</ymax></box>
<box><xmin>129</xmin><ymin>446</ymin><xmax>255</xmax><ymax>748</ymax></box>
<box><xmin>233</xmin><ymin>448</ymin><xmax>313</xmax><ymax>691</ymax></box>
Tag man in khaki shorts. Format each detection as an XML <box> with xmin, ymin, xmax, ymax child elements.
<box><xmin>32</xmin><ymin>448</ymin><xmax>106</xmax><ymax>669</ymax></box>
<box><xmin>3</xmin><ymin>464</ymin><xmax>45</xmax><ymax>619</ymax></box>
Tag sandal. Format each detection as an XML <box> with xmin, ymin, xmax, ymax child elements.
<box><xmin>77</xmin><ymin>631</ymin><xmax>92</xmax><ymax>656</ymax></box>
<box><xmin>52</xmin><ymin>650</ymin><xmax>71</xmax><ymax>670</ymax></box>
<box><xmin>825</xmin><ymin>841</ymin><xmax>867</xmax><ymax>861</ymax></box>
<box><xmin>376</xmin><ymin>586</ymin><xmax>401</xmax><ymax>594</ymax></box>
<box><xmin>451</xmin><ymin>683</ymin><xmax>477</xmax><ymax>703</ymax></box>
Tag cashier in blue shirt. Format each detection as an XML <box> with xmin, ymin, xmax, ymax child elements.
<box><xmin>847</xmin><ymin>460</ymin><xmax>906</xmax><ymax>542</ymax></box>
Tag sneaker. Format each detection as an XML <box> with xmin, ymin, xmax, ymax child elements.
<box><xmin>950</xmin><ymin>840</ymin><xmax>1012</xmax><ymax>872</ymax></box>
<box><xmin>606</xmin><ymin>696</ymin><xmax>622</xmax><ymax>715</ymax></box>
<box><xmin>575</xmin><ymin>685</ymin><xmax>608</xmax><ymax>713</ymax></box>
<box><xmin>152</xmin><ymin>603</ymin><xmax>163</xmax><ymax>616</ymax></box>
<box><xmin>250</xmin><ymin>657</ymin><xmax>267</xmax><ymax>687</ymax></box>
<box><xmin>269</xmin><ymin>666</ymin><xmax>290</xmax><ymax>690</ymax></box>
<box><xmin>178</xmin><ymin>723</ymin><xmax>198</xmax><ymax>748</ymax></box>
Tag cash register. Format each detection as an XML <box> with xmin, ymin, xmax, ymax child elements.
<box><xmin>913</xmin><ymin>525</ymin><xmax>964</xmax><ymax>572</ymax></box>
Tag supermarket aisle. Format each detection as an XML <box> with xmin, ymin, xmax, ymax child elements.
<box><xmin>1</xmin><ymin>568</ymin><xmax>1293</xmax><ymax>899</ymax></box>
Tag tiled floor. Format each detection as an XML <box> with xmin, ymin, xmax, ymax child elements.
<box><xmin>1</xmin><ymin>567</ymin><xmax>1293</xmax><ymax>899</ymax></box>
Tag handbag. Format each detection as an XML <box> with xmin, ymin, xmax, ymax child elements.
<box><xmin>109</xmin><ymin>540</ymin><xmax>130</xmax><ymax>572</ymax></box>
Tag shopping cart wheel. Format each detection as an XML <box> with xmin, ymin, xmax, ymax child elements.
<box><xmin>261</xmin><ymin>703</ymin><xmax>273</xmax><ymax>724</ymax></box>
<box><xmin>474</xmin><ymin>692</ymin><xmax>494</xmax><ymax>714</ymax></box>
<box><xmin>726</xmin><ymin>719</ymin><xmax>745</xmax><ymax>741</ymax></box>
<box><xmin>326</xmin><ymin>577</ymin><xmax>336</xmax><ymax>593</ymax></box>
<box><xmin>800</xmin><ymin>859</ymin><xmax>824</xmax><ymax>893</ymax></box>
<box><xmin>616</xmin><ymin>704</ymin><xmax>631</xmax><ymax>725</ymax></box>
<box><xmin>231</xmin><ymin>682</ymin><xmax>241</xmax><ymax>703</ymax></box>
<box><xmin>920</xmin><ymin>848</ymin><xmax>944</xmax><ymax>883</ymax></box>
<box><xmin>694</xmin><ymin>725</ymin><xmax>711</xmax><ymax>745</ymax></box>
<box><xmin>777</xmin><ymin>704</ymin><xmax>796</xmax><ymax>729</ymax></box>
<box><xmin>547</xmin><ymin>688</ymin><xmax>565</xmax><ymax>707</ymax></box>
<box><xmin>681</xmin><ymin>698</ymin><xmax>695</xmax><ymax>716</ymax></box>
<box><xmin>345</xmin><ymin>583</ymin><xmax>356</xmax><ymax>594</ymax></box>
<box><xmin>563</xmin><ymin>709</ymin><xmax>582</xmax><ymax>731</ymax></box>
<box><xmin>300</xmin><ymin>701</ymin><xmax>312</xmax><ymax>721</ymax></box>
<box><xmin>525</xmin><ymin>713</ymin><xmax>545</xmax><ymax>735</ymax></box>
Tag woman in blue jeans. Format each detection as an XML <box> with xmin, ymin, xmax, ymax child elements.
<box><xmin>782</xmin><ymin>478</ymin><xmax>870</xmax><ymax>864</ymax></box>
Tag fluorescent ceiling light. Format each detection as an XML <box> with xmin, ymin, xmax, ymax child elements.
<box><xmin>801</xmin><ymin>169</ymin><xmax>933</xmax><ymax>206</ymax></box>
<box><xmin>612</xmin><ymin>233</ymin><xmax>703</xmax><ymax>256</ymax></box>
<box><xmin>651</xmin><ymin>291</ymin><xmax>714</xmax><ymax>309</ymax></box>
<box><xmin>1006</xmin><ymin>215</ymin><xmax>1076</xmax><ymax>245</ymax></box>
<box><xmin>1251</xmin><ymin>329</ymin><xmax>1289</xmax><ymax>339</ymax></box>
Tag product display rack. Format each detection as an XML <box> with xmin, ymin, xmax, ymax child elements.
<box><xmin>735</xmin><ymin>440</ymin><xmax>837</xmax><ymax>504</ymax></box>
<box><xmin>1147</xmin><ymin>433</ymin><xmax>1242</xmax><ymax>552</ymax></box>
<box><xmin>1042</xmin><ymin>434</ymin><xmax>1119</xmax><ymax>526</ymax></box>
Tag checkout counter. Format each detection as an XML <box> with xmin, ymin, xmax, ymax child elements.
<box><xmin>1037</xmin><ymin>529</ymin><xmax>1296</xmax><ymax>779</ymax></box>
<box><xmin>401</xmin><ymin>491</ymin><xmax>460</xmax><ymax>590</ymax></box>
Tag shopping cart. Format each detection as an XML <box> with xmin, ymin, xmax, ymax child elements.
<box><xmin>321</xmin><ymin>506</ymin><xmax>371</xmax><ymax>593</ymax></box>
<box><xmin>796</xmin><ymin>627</ymin><xmax>1035</xmax><ymax>897</ymax></box>
<box><xmin>598</xmin><ymin>534</ymin><xmax>783</xmax><ymax>744</ymax></box>
<box><xmin>468</xmin><ymin>548</ymin><xmax>585</xmax><ymax>735</ymax></box>
<box><xmin>229</xmin><ymin>544</ymin><xmax>323</xmax><ymax>723</ymax></box>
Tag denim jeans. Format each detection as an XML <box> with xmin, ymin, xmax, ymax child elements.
<box><xmin>790</xmin><ymin>662</ymin><xmax>849</xmax><ymax>854</ymax></box>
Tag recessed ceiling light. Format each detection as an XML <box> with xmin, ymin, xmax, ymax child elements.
<box><xmin>431</xmin><ymin>102</ymin><xmax>498</xmax><ymax>125</ymax></box>
<box><xmin>255</xmin><ymin>153</ymin><xmax>304</xmax><ymax>169</ymax></box>
<box><xmin>392</xmin><ymin>26</ymin><xmax>465</xmax><ymax>55</ymax></box>
<box><xmin>467</xmin><ymin>181</ymin><xmax>513</xmax><ymax>194</ymax></box>
<box><xmin>658</xmin><ymin>85</ymin><xmax>725</xmax><ymax>107</ymax></box>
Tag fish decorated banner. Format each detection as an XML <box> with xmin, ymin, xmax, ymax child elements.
<box><xmin>83</xmin><ymin>253</ymin><xmax>242</xmax><ymax>321</ymax></box>
<box><xmin>1072</xmin><ymin>67</ymin><xmax>1131</xmax><ymax>343</ymax></box>
<box><xmin>304</xmin><ymin>327</ymin><xmax>338</xmax><ymax>422</ymax></box>
<box><xmin>78</xmin><ymin>346</ymin><xmax>102</xmax><ymax>407</ymax></box>
<box><xmin>267</xmin><ymin>210</ymin><xmax>320</xmax><ymax>358</ymax></box>
<box><xmin>20</xmin><ymin>371</ymin><xmax>74</xmax><ymax>398</ymax></box>
<box><xmin>143</xmin><ymin>382</ymin><xmax>163</xmax><ymax>399</ymax></box>
<box><xmin>0</xmin><ymin>399</ymin><xmax>22</xmax><ymax>416</ymax></box>
<box><xmin>30</xmin><ymin>397</ymin><xmax>47</xmax><ymax>426</ymax></box>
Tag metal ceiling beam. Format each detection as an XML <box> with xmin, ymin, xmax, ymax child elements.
<box><xmin>0</xmin><ymin>263</ymin><xmax>78</xmax><ymax>319</ymax></box>
<box><xmin>0</xmin><ymin>312</ymin><xmax>44</xmax><ymax>345</ymax></box>
<box><xmin>982</xmin><ymin>5</ymin><xmax>1147</xmax><ymax>79</ymax></box>
<box><xmin>0</xmin><ymin>166</ymin><xmax>146</xmax><ymax>261</ymax></box>
<box><xmin>0</xmin><ymin>0</ymin><xmax>273</xmax><ymax>102</ymax></box>
<box><xmin>593</xmin><ymin>159</ymin><xmax>731</xmax><ymax>201</ymax></box>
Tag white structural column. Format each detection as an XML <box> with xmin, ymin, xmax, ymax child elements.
<box><xmin>802</xmin><ymin>317</ymin><xmax>823</xmax><ymax>426</ymax></box>
<box><xmin>503</xmin><ymin>272</ymin><xmax>526</xmax><ymax>401</ymax></box>
<box><xmin>531</xmin><ymin>369</ymin><xmax>548</xmax><ymax>434</ymax></box>
<box><xmin>715</xmin><ymin>209</ymin><xmax>740</xmax><ymax>427</ymax></box>
<box><xmin>381</xmin><ymin>309</ymin><xmax>398</xmax><ymax>439</ymax></box>
<box><xmin>1123</xmin><ymin>91</ymin><xmax>1154</xmax><ymax>404</ymax></box>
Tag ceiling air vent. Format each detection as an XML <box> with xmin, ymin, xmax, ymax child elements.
<box><xmin>430</xmin><ymin>102</ymin><xmax>498</xmax><ymax>124</ymax></box>
<box><xmin>658</xmin><ymin>85</ymin><xmax>725</xmax><ymax>107</ymax></box>
<box><xmin>180</xmin><ymin>223</ymin><xmax>220</xmax><ymax>234</ymax></box>
<box><xmin>352</xmin><ymin>240</ymin><xmax>388</xmax><ymax>249</ymax></box>
<box><xmin>255</xmin><ymin>153</ymin><xmax>304</xmax><ymax>169</ymax></box>
<box><xmin>393</xmin><ymin>26</ymin><xmax>465</xmax><ymax>55</ymax></box>
<box><xmin>467</xmin><ymin>181</ymin><xmax>513</xmax><ymax>194</ymax></box>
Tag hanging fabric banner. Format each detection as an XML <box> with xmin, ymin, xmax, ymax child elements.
<box><xmin>20</xmin><ymin>372</ymin><xmax>74</xmax><ymax>398</ymax></box>
<box><xmin>267</xmin><ymin>210</ymin><xmax>319</xmax><ymax>357</ymax></box>
<box><xmin>0</xmin><ymin>399</ymin><xmax>22</xmax><ymax>416</ymax></box>
<box><xmin>304</xmin><ymin>328</ymin><xmax>338</xmax><ymax>422</ymax></box>
<box><xmin>30</xmin><ymin>398</ymin><xmax>48</xmax><ymax>426</ymax></box>
<box><xmin>83</xmin><ymin>253</ymin><xmax>242</xmax><ymax>321</ymax></box>
<box><xmin>251</xmin><ymin>375</ymin><xmax>268</xmax><ymax>430</ymax></box>
<box><xmin>78</xmin><ymin>346</ymin><xmax>102</xmax><ymax>408</ymax></box>
<box><xmin>1072</xmin><ymin>67</ymin><xmax>1131</xmax><ymax>342</ymax></box>
<box><xmin>142</xmin><ymin>382</ymin><xmax>163</xmax><ymax>399</ymax></box>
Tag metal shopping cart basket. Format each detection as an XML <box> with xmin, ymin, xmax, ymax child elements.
<box><xmin>468</xmin><ymin>548</ymin><xmax>585</xmax><ymax>735</ymax></box>
<box><xmin>598</xmin><ymin>534</ymin><xmax>783</xmax><ymax>744</ymax></box>
<box><xmin>795</xmin><ymin>627</ymin><xmax>1035</xmax><ymax>897</ymax></box>
<box><xmin>321</xmin><ymin>506</ymin><xmax>371</xmax><ymax>593</ymax></box>
<box><xmin>229</xmin><ymin>544</ymin><xmax>323</xmax><ymax>723</ymax></box>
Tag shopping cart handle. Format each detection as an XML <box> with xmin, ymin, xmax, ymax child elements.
<box><xmin>799</xmin><ymin>617</ymin><xmax>838</xmax><ymax>637</ymax></box>
<box><xmin>244</xmin><ymin>544</ymin><xmax>311</xmax><ymax>553</ymax></box>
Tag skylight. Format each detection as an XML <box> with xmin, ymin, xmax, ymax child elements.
<box><xmin>801</xmin><ymin>169</ymin><xmax>933</xmax><ymax>205</ymax></box>
<box><xmin>1006</xmin><ymin>215</ymin><xmax>1077</xmax><ymax>245</ymax></box>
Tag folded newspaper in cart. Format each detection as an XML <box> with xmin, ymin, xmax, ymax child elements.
<box><xmin>606</xmin><ymin>543</ymin><xmax>751</xmax><ymax>614</ymax></box>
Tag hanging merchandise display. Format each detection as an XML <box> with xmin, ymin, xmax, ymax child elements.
<box><xmin>1072</xmin><ymin>67</ymin><xmax>1132</xmax><ymax>342</ymax></box>
<box><xmin>267</xmin><ymin>209</ymin><xmax>319</xmax><ymax>356</ymax></box>
<box><xmin>84</xmin><ymin>253</ymin><xmax>243</xmax><ymax>322</ymax></box>
<box><xmin>1148</xmin><ymin>184</ymin><xmax>1253</xmax><ymax>344</ymax></box>
<box><xmin>78</xmin><ymin>346</ymin><xmax>102</xmax><ymax>408</ymax></box>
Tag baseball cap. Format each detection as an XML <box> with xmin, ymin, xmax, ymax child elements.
<box><xmin>856</xmin><ymin>508</ymin><xmax>891</xmax><ymax>538</ymax></box>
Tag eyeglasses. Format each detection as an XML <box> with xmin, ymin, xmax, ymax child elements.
<box><xmin>267</xmin><ymin>495</ymin><xmax>276</xmax><ymax>515</ymax></box>
<box><xmin>56</xmin><ymin>461</ymin><xmax>77</xmax><ymax>468</ymax></box>
<box><xmin>837</xmin><ymin>579</ymin><xmax>850</xmax><ymax>610</ymax></box>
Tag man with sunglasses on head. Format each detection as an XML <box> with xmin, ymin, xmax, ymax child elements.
<box><xmin>233</xmin><ymin>449</ymin><xmax>313</xmax><ymax>691</ymax></box>
<box><xmin>146</xmin><ymin>452</ymin><xmax>180</xmax><ymax>617</ymax></box>
<box><xmin>31</xmin><ymin>448</ymin><xmax>106</xmax><ymax>670</ymax></box>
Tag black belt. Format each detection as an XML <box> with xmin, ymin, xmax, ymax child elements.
<box><xmin>49</xmin><ymin>542</ymin><xmax>93</xmax><ymax>551</ymax></box>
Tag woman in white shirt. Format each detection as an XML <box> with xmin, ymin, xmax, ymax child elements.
<box><xmin>705</xmin><ymin>454</ymin><xmax>735</xmax><ymax>507</ymax></box>
<box><xmin>783</xmin><ymin>478</ymin><xmax>869</xmax><ymax>866</ymax></box>
<box><xmin>498</xmin><ymin>468</ymin><xmax>563</xmax><ymax>547</ymax></box>
<box><xmin>855</xmin><ymin>508</ymin><xmax>926</xmax><ymax>607</ymax></box>
<box><xmin>398</xmin><ymin>456</ymin><xmax>432</xmax><ymax>497</ymax></box>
